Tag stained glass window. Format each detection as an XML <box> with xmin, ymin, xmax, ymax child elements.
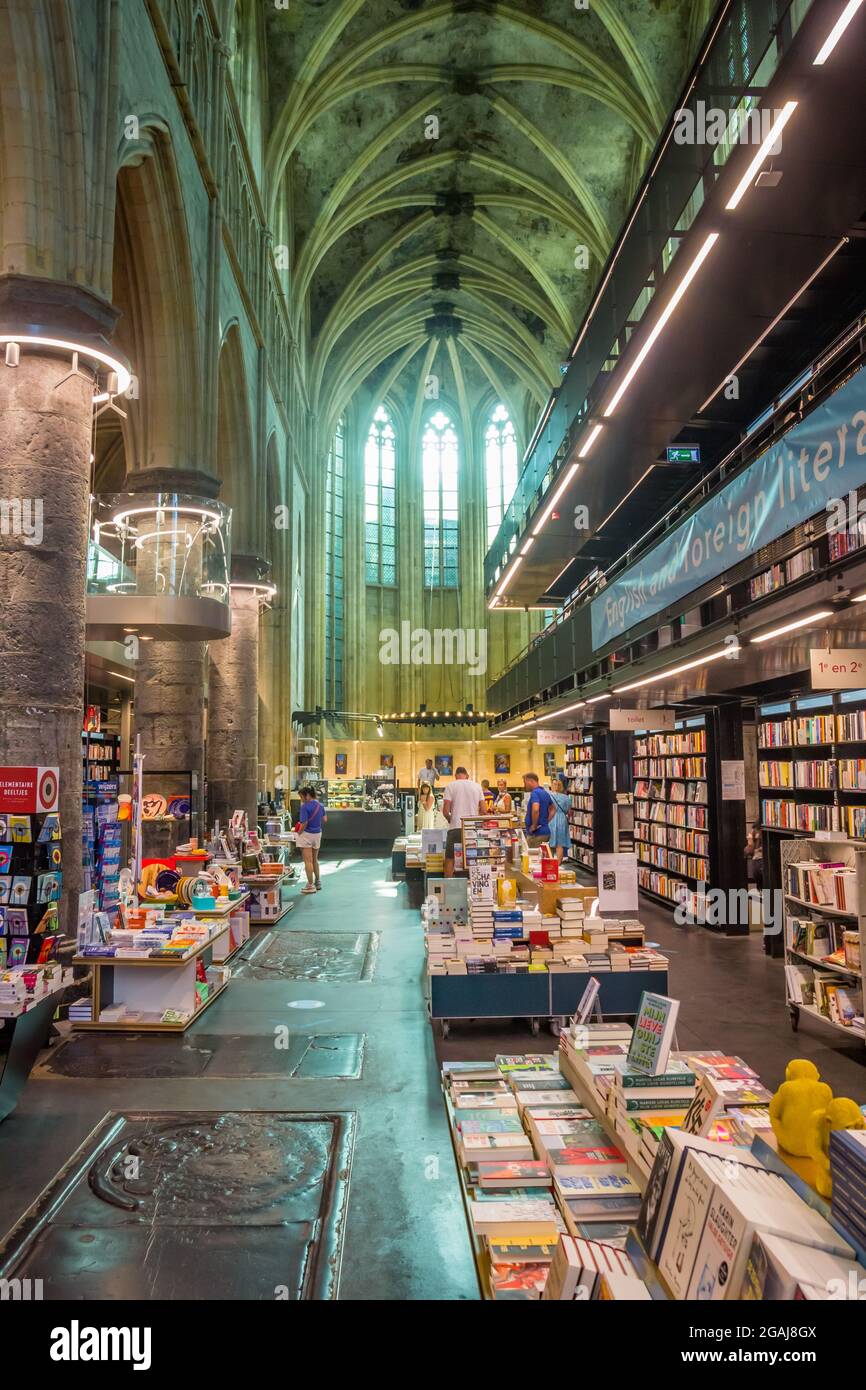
<box><xmin>485</xmin><ymin>403</ymin><xmax>518</xmax><ymax>545</ymax></box>
<box><xmin>422</xmin><ymin>409</ymin><xmax>459</xmax><ymax>588</ymax></box>
<box><xmin>365</xmin><ymin>406</ymin><xmax>397</xmax><ymax>586</ymax></box>
<box><xmin>325</xmin><ymin>417</ymin><xmax>345</xmax><ymax>707</ymax></box>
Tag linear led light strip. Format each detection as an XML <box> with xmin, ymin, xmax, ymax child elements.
<box><xmin>814</xmin><ymin>0</ymin><xmax>864</xmax><ymax>63</ymax></box>
<box><xmin>749</xmin><ymin>609</ymin><xmax>833</xmax><ymax>643</ymax></box>
<box><xmin>698</xmin><ymin>238</ymin><xmax>847</xmax><ymax>413</ymax></box>
<box><xmin>602</xmin><ymin>233</ymin><xmax>719</xmax><ymax>419</ymax></box>
<box><xmin>613</xmin><ymin>644</ymin><xmax>734</xmax><ymax>694</ymax></box>
<box><xmin>724</xmin><ymin>101</ymin><xmax>798</xmax><ymax>211</ymax></box>
<box><xmin>537</xmin><ymin>699</ymin><xmax>586</xmax><ymax>722</ymax></box>
<box><xmin>531</xmin><ymin>463</ymin><xmax>579</xmax><ymax>537</ymax></box>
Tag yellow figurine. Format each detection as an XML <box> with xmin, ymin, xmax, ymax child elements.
<box><xmin>809</xmin><ymin>1098</ymin><xmax>866</xmax><ymax>1198</ymax></box>
<box><xmin>769</xmin><ymin>1059</ymin><xmax>833</xmax><ymax>1157</ymax></box>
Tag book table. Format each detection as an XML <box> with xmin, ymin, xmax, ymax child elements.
<box><xmin>72</xmin><ymin>895</ymin><xmax>250</xmax><ymax>1033</ymax></box>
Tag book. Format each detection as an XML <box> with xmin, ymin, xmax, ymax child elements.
<box><xmin>488</xmin><ymin>1262</ymin><xmax>549</xmax><ymax>1300</ymax></box>
<box><xmin>638</xmin><ymin>1129</ymin><xmax>766</xmax><ymax>1263</ymax></box>
<box><xmin>476</xmin><ymin>1161</ymin><xmax>552</xmax><ymax>1189</ymax></box>
<box><xmin>470</xmin><ymin>1199</ymin><xmax>564</xmax><ymax>1239</ymax></box>
<box><xmin>742</xmin><ymin>1231</ymin><xmax>863</xmax><ymax>1301</ymax></box>
<box><xmin>626</xmin><ymin>991</ymin><xmax>680</xmax><ymax>1076</ymax></box>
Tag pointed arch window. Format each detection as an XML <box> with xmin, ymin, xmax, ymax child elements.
<box><xmin>325</xmin><ymin>417</ymin><xmax>345</xmax><ymax>709</ymax></box>
<box><xmin>365</xmin><ymin>406</ymin><xmax>397</xmax><ymax>586</ymax></box>
<box><xmin>485</xmin><ymin>403</ymin><xmax>518</xmax><ymax>545</ymax></box>
<box><xmin>422</xmin><ymin>409</ymin><xmax>459</xmax><ymax>588</ymax></box>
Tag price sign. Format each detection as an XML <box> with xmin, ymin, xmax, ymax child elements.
<box><xmin>811</xmin><ymin>649</ymin><xmax>866</xmax><ymax>689</ymax></box>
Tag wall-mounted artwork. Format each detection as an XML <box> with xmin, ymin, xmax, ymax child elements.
<box><xmin>335</xmin><ymin>752</ymin><xmax>348</xmax><ymax>775</ymax></box>
<box><xmin>434</xmin><ymin>755</ymin><xmax>453</xmax><ymax>777</ymax></box>
<box><xmin>380</xmin><ymin>753</ymin><xmax>394</xmax><ymax>769</ymax></box>
<box><xmin>494</xmin><ymin>753</ymin><xmax>510</xmax><ymax>775</ymax></box>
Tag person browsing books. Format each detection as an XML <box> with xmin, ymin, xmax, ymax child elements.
<box><xmin>523</xmin><ymin>772</ymin><xmax>553</xmax><ymax>846</ymax></box>
<box><xmin>547</xmin><ymin>777</ymin><xmax>571</xmax><ymax>862</ymax></box>
<box><xmin>296</xmin><ymin>786</ymin><xmax>326</xmax><ymax>894</ymax></box>
<box><xmin>442</xmin><ymin>767</ymin><xmax>485</xmax><ymax>877</ymax></box>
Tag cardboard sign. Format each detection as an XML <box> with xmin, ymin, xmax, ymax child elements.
<box><xmin>811</xmin><ymin>649</ymin><xmax>866</xmax><ymax>689</ymax></box>
<box><xmin>610</xmin><ymin>708</ymin><xmax>676</xmax><ymax>732</ymax></box>
<box><xmin>596</xmin><ymin>853</ymin><xmax>639</xmax><ymax>913</ymax></box>
<box><xmin>573</xmin><ymin>976</ymin><xmax>601</xmax><ymax>1026</ymax></box>
<box><xmin>721</xmin><ymin>760</ymin><xmax>745</xmax><ymax>801</ymax></box>
<box><xmin>0</xmin><ymin>766</ymin><xmax>59</xmax><ymax>813</ymax></box>
<box><xmin>421</xmin><ymin>827</ymin><xmax>446</xmax><ymax>856</ymax></box>
<box><xmin>469</xmin><ymin>863</ymin><xmax>494</xmax><ymax>902</ymax></box>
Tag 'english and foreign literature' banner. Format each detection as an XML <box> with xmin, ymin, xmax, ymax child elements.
<box><xmin>590</xmin><ymin>365</ymin><xmax>866</xmax><ymax>651</ymax></box>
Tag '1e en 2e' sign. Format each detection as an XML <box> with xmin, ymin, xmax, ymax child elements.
<box><xmin>810</xmin><ymin>648</ymin><xmax>866</xmax><ymax>690</ymax></box>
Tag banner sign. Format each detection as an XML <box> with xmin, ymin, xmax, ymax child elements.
<box><xmin>810</xmin><ymin>648</ymin><xmax>866</xmax><ymax>689</ymax></box>
<box><xmin>535</xmin><ymin>728</ymin><xmax>580</xmax><ymax>744</ymax></box>
<box><xmin>590</xmin><ymin>365</ymin><xmax>866</xmax><ymax>650</ymax></box>
<box><xmin>0</xmin><ymin>766</ymin><xmax>59</xmax><ymax>813</ymax></box>
<box><xmin>609</xmin><ymin>708</ymin><xmax>676</xmax><ymax>732</ymax></box>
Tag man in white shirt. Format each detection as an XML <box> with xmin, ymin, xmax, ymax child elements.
<box><xmin>417</xmin><ymin>758</ymin><xmax>439</xmax><ymax>787</ymax></box>
<box><xmin>442</xmin><ymin>766</ymin><xmax>485</xmax><ymax>877</ymax></box>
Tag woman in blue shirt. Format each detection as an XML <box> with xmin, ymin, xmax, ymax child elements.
<box><xmin>547</xmin><ymin>777</ymin><xmax>571</xmax><ymax>863</ymax></box>
<box><xmin>296</xmin><ymin>787</ymin><xmax>327</xmax><ymax>894</ymax></box>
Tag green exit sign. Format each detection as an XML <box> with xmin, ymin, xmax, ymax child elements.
<box><xmin>667</xmin><ymin>445</ymin><xmax>701</xmax><ymax>463</ymax></box>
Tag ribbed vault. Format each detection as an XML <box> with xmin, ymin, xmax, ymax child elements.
<box><xmin>263</xmin><ymin>0</ymin><xmax>711</xmax><ymax>443</ymax></box>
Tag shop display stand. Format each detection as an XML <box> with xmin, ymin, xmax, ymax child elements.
<box><xmin>780</xmin><ymin>835</ymin><xmax>866</xmax><ymax>1051</ymax></box>
<box><xmin>633</xmin><ymin>719</ymin><xmax>709</xmax><ymax>909</ymax></box>
<box><xmin>72</xmin><ymin>895</ymin><xmax>250</xmax><ymax>1032</ymax></box>
<box><xmin>565</xmin><ymin>737</ymin><xmax>594</xmax><ymax>870</ymax></box>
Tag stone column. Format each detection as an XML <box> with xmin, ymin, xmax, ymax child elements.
<box><xmin>207</xmin><ymin>555</ymin><xmax>269</xmax><ymax>829</ymax></box>
<box><xmin>126</xmin><ymin>467</ymin><xmax>222</xmax><ymax>846</ymax></box>
<box><xmin>0</xmin><ymin>277</ymin><xmax>121</xmax><ymax>930</ymax></box>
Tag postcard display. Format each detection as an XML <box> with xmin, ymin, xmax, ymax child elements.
<box><xmin>0</xmin><ymin>769</ymin><xmax>64</xmax><ymax>970</ymax></box>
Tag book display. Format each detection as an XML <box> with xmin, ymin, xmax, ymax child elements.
<box><xmin>441</xmin><ymin>1028</ymin><xmax>862</xmax><ymax>1301</ymax></box>
<box><xmin>633</xmin><ymin>721</ymin><xmax>710</xmax><ymax>907</ymax></box>
<box><xmin>423</xmin><ymin>871</ymin><xmax>668</xmax><ymax>1035</ymax></box>
<box><xmin>81</xmin><ymin>729</ymin><xmax>121</xmax><ymax>784</ymax></box>
<box><xmin>781</xmin><ymin>837</ymin><xmax>866</xmax><ymax>1051</ymax></box>
<box><xmin>565</xmin><ymin>737</ymin><xmax>595</xmax><ymax>871</ymax></box>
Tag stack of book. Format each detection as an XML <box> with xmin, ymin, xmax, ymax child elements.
<box><xmin>786</xmin><ymin>859</ymin><xmax>857</xmax><ymax>912</ymax></box>
<box><xmin>542</xmin><ymin>1235</ymin><xmax>649</xmax><ymax>1300</ymax></box>
<box><xmin>607</xmin><ymin>1058</ymin><xmax>696</xmax><ymax>1177</ymax></box>
<box><xmin>830</xmin><ymin>1127</ymin><xmax>866</xmax><ymax>1252</ymax></box>
<box><xmin>643</xmin><ymin>1134</ymin><xmax>856</xmax><ymax>1300</ymax></box>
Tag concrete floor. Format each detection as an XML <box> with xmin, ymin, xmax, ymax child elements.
<box><xmin>0</xmin><ymin>855</ymin><xmax>479</xmax><ymax>1301</ymax></box>
<box><xmin>1</xmin><ymin>855</ymin><xmax>864</xmax><ymax>1300</ymax></box>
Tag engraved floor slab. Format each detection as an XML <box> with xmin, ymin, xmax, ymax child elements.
<box><xmin>0</xmin><ymin>1110</ymin><xmax>355</xmax><ymax>1299</ymax></box>
<box><xmin>35</xmin><ymin>1032</ymin><xmax>365</xmax><ymax>1080</ymax></box>
<box><xmin>236</xmin><ymin>928</ymin><xmax>379</xmax><ymax>982</ymax></box>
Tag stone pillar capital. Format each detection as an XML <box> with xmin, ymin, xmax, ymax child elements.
<box><xmin>122</xmin><ymin>467</ymin><xmax>222</xmax><ymax>499</ymax></box>
<box><xmin>0</xmin><ymin>274</ymin><xmax>121</xmax><ymax>352</ymax></box>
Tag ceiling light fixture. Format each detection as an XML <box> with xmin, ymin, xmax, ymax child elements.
<box><xmin>614</xmin><ymin>645</ymin><xmax>734</xmax><ymax>693</ymax></box>
<box><xmin>520</xmin><ymin>538</ymin><xmax>535</xmax><ymax>557</ymax></box>
<box><xmin>724</xmin><ymin>102</ymin><xmax>798</xmax><ymax>210</ymax></box>
<box><xmin>585</xmin><ymin>692</ymin><xmax>611</xmax><ymax>704</ymax></box>
<box><xmin>0</xmin><ymin>334</ymin><xmax>132</xmax><ymax>403</ymax></box>
<box><xmin>602</xmin><ymin>233</ymin><xmax>719</xmax><ymax>419</ymax></box>
<box><xmin>531</xmin><ymin>464</ymin><xmax>579</xmax><ymax>536</ymax></box>
<box><xmin>578</xmin><ymin>424</ymin><xmax>603</xmax><ymax>458</ymax></box>
<box><xmin>749</xmin><ymin>609</ymin><xmax>834</xmax><ymax>644</ymax></box>
<box><xmin>852</xmin><ymin>592</ymin><xmax>866</xmax><ymax>603</ymax></box>
<box><xmin>814</xmin><ymin>0</ymin><xmax>864</xmax><ymax>63</ymax></box>
<box><xmin>494</xmin><ymin>553</ymin><xmax>524</xmax><ymax>599</ymax></box>
<box><xmin>596</xmin><ymin>465</ymin><xmax>656</xmax><ymax>534</ymax></box>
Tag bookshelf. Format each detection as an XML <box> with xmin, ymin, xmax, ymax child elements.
<box><xmin>633</xmin><ymin>720</ymin><xmax>710</xmax><ymax>908</ymax></box>
<box><xmin>82</xmin><ymin>729</ymin><xmax>121</xmax><ymax>784</ymax></box>
<box><xmin>565</xmin><ymin>736</ymin><xmax>595</xmax><ymax>870</ymax></box>
<box><xmin>780</xmin><ymin>836</ymin><xmax>865</xmax><ymax>1051</ymax></box>
<box><xmin>758</xmin><ymin>691</ymin><xmax>866</xmax><ymax>850</ymax></box>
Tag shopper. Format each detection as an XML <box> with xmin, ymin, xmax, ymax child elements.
<box><xmin>523</xmin><ymin>772</ymin><xmax>553</xmax><ymax>845</ymax></box>
<box><xmin>494</xmin><ymin>778</ymin><xmax>512</xmax><ymax>813</ymax></box>
<box><xmin>442</xmin><ymin>767</ymin><xmax>486</xmax><ymax>877</ymax></box>
<box><xmin>417</xmin><ymin>782</ymin><xmax>439</xmax><ymax>829</ymax></box>
<box><xmin>417</xmin><ymin>758</ymin><xmax>439</xmax><ymax>787</ymax></box>
<box><xmin>481</xmin><ymin>779</ymin><xmax>495</xmax><ymax>810</ymax></box>
<box><xmin>296</xmin><ymin>786</ymin><xmax>326</xmax><ymax>893</ymax></box>
<box><xmin>547</xmin><ymin>777</ymin><xmax>571</xmax><ymax>863</ymax></box>
<box><xmin>745</xmin><ymin>821</ymin><xmax>764</xmax><ymax>893</ymax></box>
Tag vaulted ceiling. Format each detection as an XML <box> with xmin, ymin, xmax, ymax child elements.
<box><xmin>264</xmin><ymin>0</ymin><xmax>715</xmax><ymax>440</ymax></box>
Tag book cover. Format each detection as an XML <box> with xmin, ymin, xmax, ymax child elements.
<box><xmin>626</xmin><ymin>991</ymin><xmax>680</xmax><ymax>1076</ymax></box>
